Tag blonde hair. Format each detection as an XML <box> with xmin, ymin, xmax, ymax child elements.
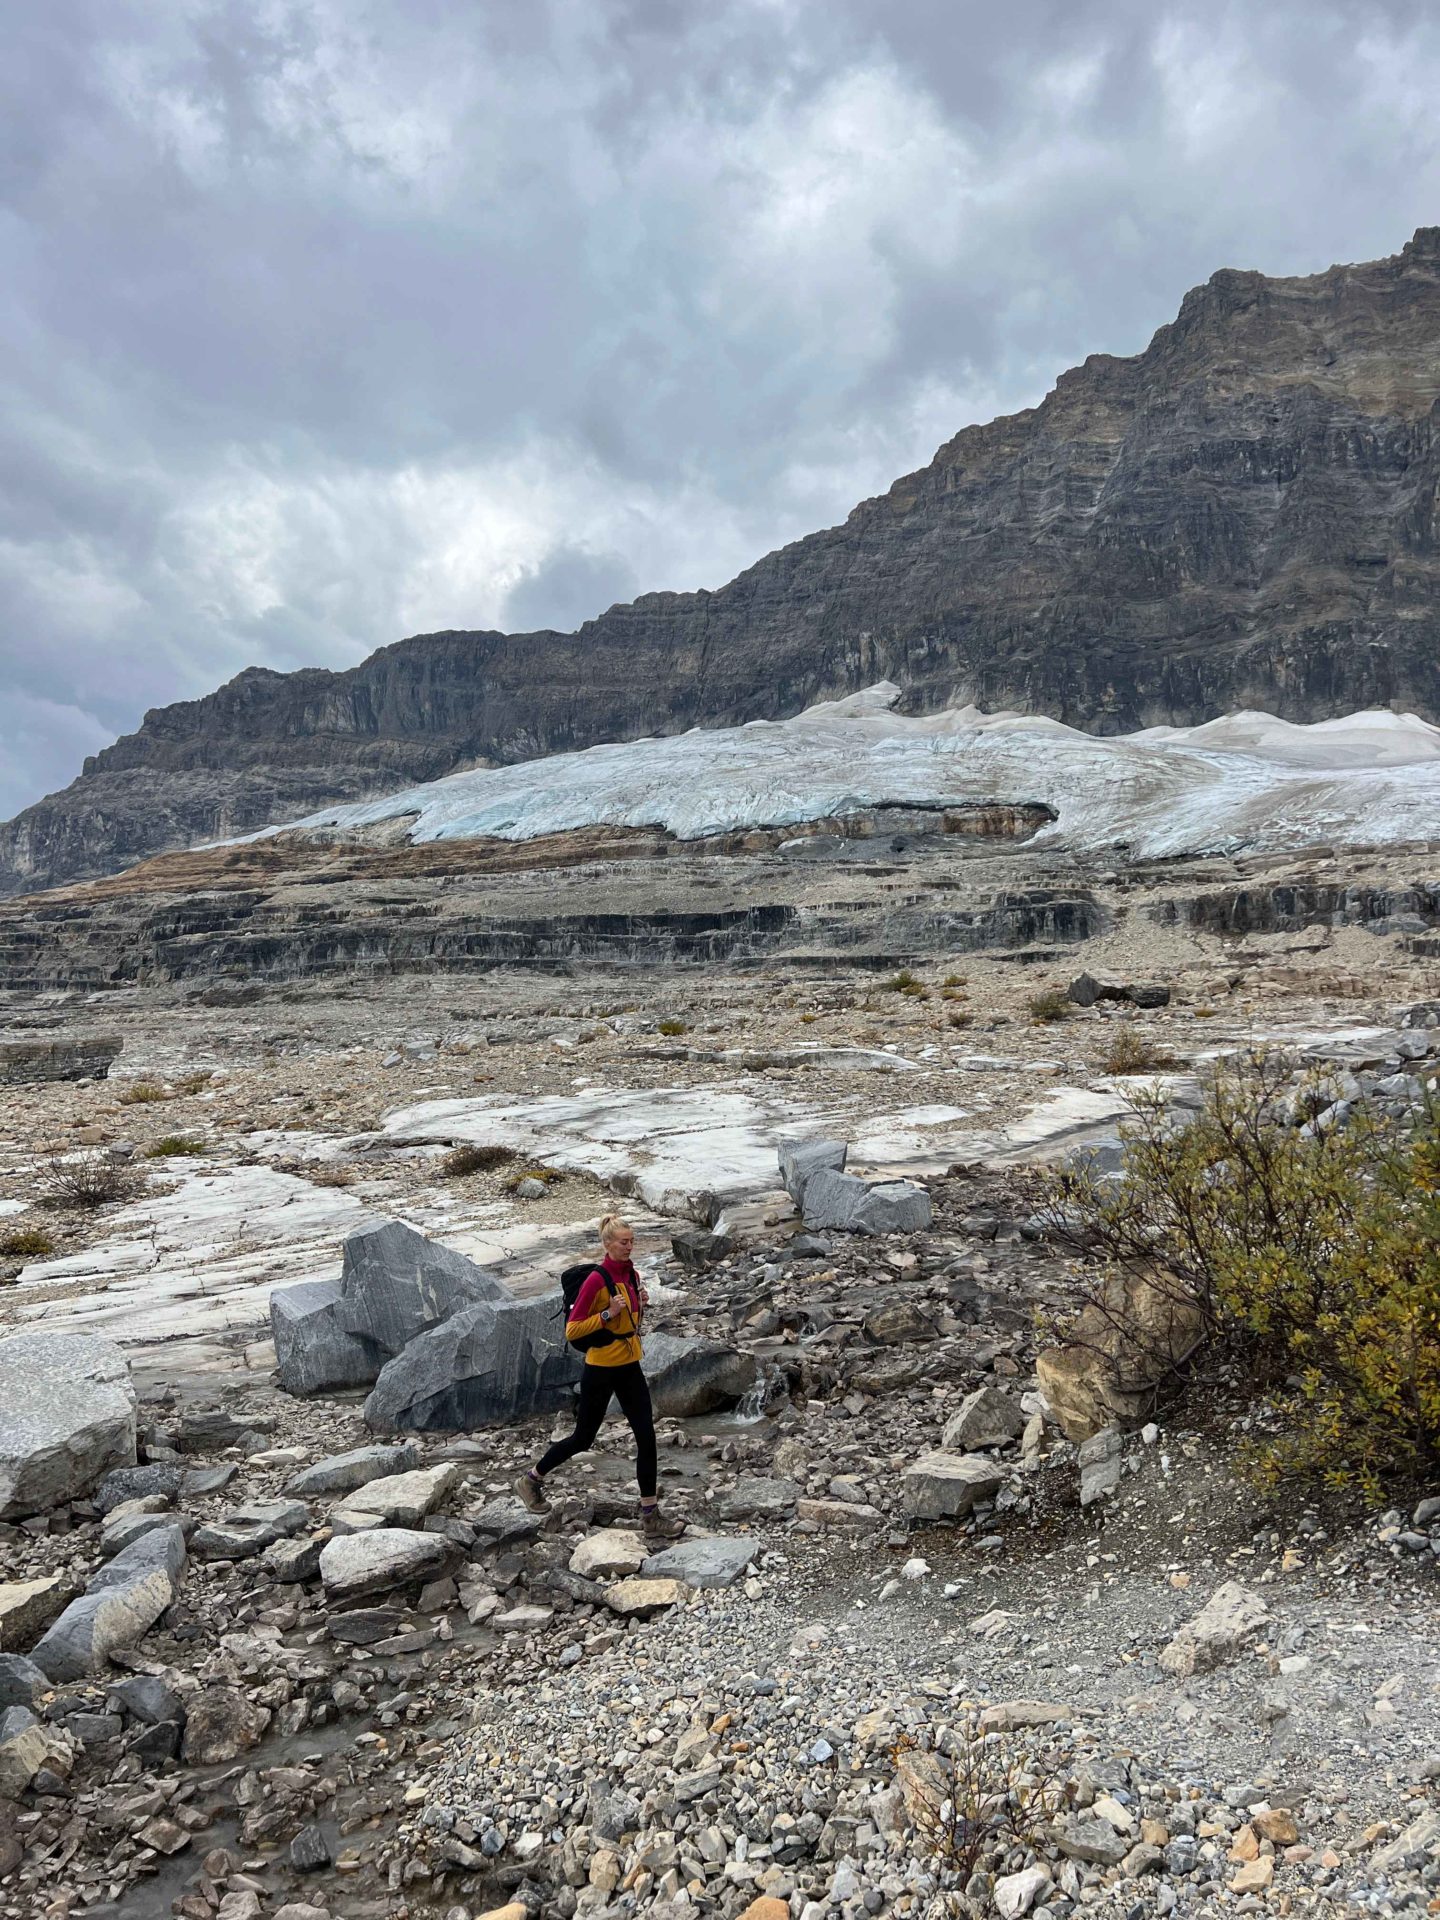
<box><xmin>599</xmin><ymin>1212</ymin><xmax>631</xmax><ymax>1247</ymax></box>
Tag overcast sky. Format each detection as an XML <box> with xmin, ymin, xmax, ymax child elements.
<box><xmin>3</xmin><ymin>0</ymin><xmax>1439</xmax><ymax>819</ymax></box>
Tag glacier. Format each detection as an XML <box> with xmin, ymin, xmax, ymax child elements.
<box><xmin>249</xmin><ymin>684</ymin><xmax>1440</xmax><ymax>860</ymax></box>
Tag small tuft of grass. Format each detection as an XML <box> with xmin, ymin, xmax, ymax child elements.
<box><xmin>502</xmin><ymin>1163</ymin><xmax>564</xmax><ymax>1193</ymax></box>
<box><xmin>307</xmin><ymin>1163</ymin><xmax>356</xmax><ymax>1188</ymax></box>
<box><xmin>799</xmin><ymin>1012</ymin><xmax>818</xmax><ymax>1025</ymax></box>
<box><xmin>942</xmin><ymin>973</ymin><xmax>968</xmax><ymax>988</ymax></box>
<box><xmin>0</xmin><ymin>1226</ymin><xmax>55</xmax><ymax>1260</ymax></box>
<box><xmin>442</xmin><ymin>1143</ymin><xmax>516</xmax><ymax>1178</ymax></box>
<box><xmin>176</xmin><ymin>1071</ymin><xmax>213</xmax><ymax>1095</ymax></box>
<box><xmin>880</xmin><ymin>970</ymin><xmax>928</xmax><ymax>998</ymax></box>
<box><xmin>657</xmin><ymin>1018</ymin><xmax>689</xmax><ymax>1036</ymax></box>
<box><xmin>145</xmin><ymin>1136</ymin><xmax>206</xmax><ymax>1159</ymax></box>
<box><xmin>1027</xmin><ymin>988</ymin><xmax>1072</xmax><ymax>1025</ymax></box>
<box><xmin>118</xmin><ymin>1081</ymin><xmax>171</xmax><ymax>1106</ymax></box>
<box><xmin>946</xmin><ymin>1008</ymin><xmax>974</xmax><ymax>1030</ymax></box>
<box><xmin>40</xmin><ymin>1152</ymin><xmax>149</xmax><ymax>1210</ymax></box>
<box><xmin>941</xmin><ymin>986</ymin><xmax>968</xmax><ymax>1002</ymax></box>
<box><xmin>1102</xmin><ymin>1024</ymin><xmax>1179</xmax><ymax>1076</ymax></box>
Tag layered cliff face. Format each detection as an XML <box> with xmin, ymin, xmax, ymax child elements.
<box><xmin>6</xmin><ymin>228</ymin><xmax>1440</xmax><ymax>896</ymax></box>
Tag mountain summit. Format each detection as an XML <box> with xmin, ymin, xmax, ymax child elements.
<box><xmin>6</xmin><ymin>227</ymin><xmax>1440</xmax><ymax>897</ymax></box>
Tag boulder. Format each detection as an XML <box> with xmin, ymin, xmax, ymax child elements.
<box><xmin>715</xmin><ymin>1476</ymin><xmax>798</xmax><ymax>1520</ymax></box>
<box><xmin>0</xmin><ymin>1655</ymin><xmax>46</xmax><ymax>1712</ymax></box>
<box><xmin>0</xmin><ymin>1034</ymin><xmax>122</xmax><ymax>1085</ymax></box>
<box><xmin>94</xmin><ymin>1464</ymin><xmax>184</xmax><ymax>1512</ymax></box>
<box><xmin>1078</xmin><ymin>1426</ymin><xmax>1123</xmax><ymax>1506</ymax></box>
<box><xmin>901</xmin><ymin>1452</ymin><xmax>1005</xmax><ymax>1522</ymax></box>
<box><xmin>570</xmin><ymin>1530</ymin><xmax>648</xmax><ymax>1581</ymax></box>
<box><xmin>0</xmin><ymin>1706</ymin><xmax>55</xmax><ymax>1799</ymax></box>
<box><xmin>1067</xmin><ymin>973</ymin><xmax>1171</xmax><ymax>1010</ymax></box>
<box><xmin>671</xmin><ymin>1228</ymin><xmax>737</xmax><ymax>1269</ymax></box>
<box><xmin>270</xmin><ymin>1279</ymin><xmax>385</xmax><ymax>1396</ymax></box>
<box><xmin>641</xmin><ymin>1536</ymin><xmax>759</xmax><ymax>1589</ymax></box>
<box><xmin>606</xmin><ymin>1577</ymin><xmax>685</xmax><ymax>1616</ymax></box>
<box><xmin>777</xmin><ymin>1138</ymin><xmax>848</xmax><ymax>1208</ymax></box>
<box><xmin>182</xmin><ymin>1687</ymin><xmax>270</xmax><ymax>1764</ymax></box>
<box><xmin>0</xmin><ymin>1332</ymin><xmax>137</xmax><ymax>1519</ymax></box>
<box><xmin>642</xmin><ymin>1333</ymin><xmax>757</xmax><ymax>1417</ymax></box>
<box><xmin>101</xmin><ymin>1509</ymin><xmax>190</xmax><ymax>1556</ymax></box>
<box><xmin>363</xmin><ymin>1294</ymin><xmax>580</xmax><ymax>1432</ymax></box>
<box><xmin>107</xmin><ymin>1674</ymin><xmax>187</xmax><ymax>1726</ymax></box>
<box><xmin>978</xmin><ymin>1700</ymin><xmax>1076</xmax><ymax>1732</ymax></box>
<box><xmin>0</xmin><ymin>1576</ymin><xmax>75</xmax><ymax>1651</ymax></box>
<box><xmin>264</xmin><ymin>1535</ymin><xmax>325</xmax><ymax>1583</ymax></box>
<box><xmin>1036</xmin><ymin>1267</ymin><xmax>1204</xmax><ymax>1442</ymax></box>
<box><xmin>942</xmin><ymin>1386</ymin><xmax>1024</xmax><ymax>1452</ymax></box>
<box><xmin>30</xmin><ymin>1523</ymin><xmax>187</xmax><ymax>1681</ymax></box>
<box><xmin>318</xmin><ymin>1529</ymin><xmax>458</xmax><ymax>1602</ymax></box>
<box><xmin>863</xmin><ymin>1298</ymin><xmax>938</xmax><ymax>1345</ymax></box>
<box><xmin>336</xmin><ymin>1220</ymin><xmax>505</xmax><ymax>1355</ymax></box>
<box><xmin>1159</xmin><ymin>1581</ymin><xmax>1270</xmax><ymax>1677</ymax></box>
<box><xmin>1054</xmin><ymin>1814</ymin><xmax>1129</xmax><ymax>1866</ymax></box>
<box><xmin>284</xmin><ymin>1444</ymin><xmax>420</xmax><ymax>1497</ymax></box>
<box><xmin>191</xmin><ymin>1500</ymin><xmax>310</xmax><ymax>1561</ymax></box>
<box><xmin>801</xmin><ymin>1169</ymin><xmax>932</xmax><ymax>1235</ymax></box>
<box><xmin>331</xmin><ymin>1463</ymin><xmax>464</xmax><ymax>1527</ymax></box>
<box><xmin>993</xmin><ymin>1866</ymin><xmax>1053</xmax><ymax>1919</ymax></box>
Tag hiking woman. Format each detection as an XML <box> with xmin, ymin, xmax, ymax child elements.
<box><xmin>516</xmin><ymin>1212</ymin><xmax>683</xmax><ymax>1543</ymax></box>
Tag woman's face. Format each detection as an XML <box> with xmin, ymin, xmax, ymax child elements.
<box><xmin>605</xmin><ymin>1226</ymin><xmax>635</xmax><ymax>1263</ymax></box>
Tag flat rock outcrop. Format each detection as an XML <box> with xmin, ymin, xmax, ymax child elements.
<box><xmin>0</xmin><ymin>1333</ymin><xmax>137</xmax><ymax>1519</ymax></box>
<box><xmin>8</xmin><ymin>228</ymin><xmax>1440</xmax><ymax>894</ymax></box>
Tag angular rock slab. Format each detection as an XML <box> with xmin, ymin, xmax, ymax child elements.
<box><xmin>901</xmin><ymin>1451</ymin><xmax>1004</xmax><ymax>1521</ymax></box>
<box><xmin>606</xmin><ymin>1577</ymin><xmax>686</xmax><ymax>1616</ymax></box>
<box><xmin>570</xmin><ymin>1529</ymin><xmax>648</xmax><ymax>1581</ymax></box>
<box><xmin>0</xmin><ymin>1331</ymin><xmax>137</xmax><ymax>1519</ymax></box>
<box><xmin>801</xmin><ymin>1169</ymin><xmax>932</xmax><ymax>1235</ymax></box>
<box><xmin>284</xmin><ymin>1443</ymin><xmax>421</xmax><ymax>1497</ymax></box>
<box><xmin>337</xmin><ymin>1219</ymin><xmax>505</xmax><ymax>1356</ymax></box>
<box><xmin>318</xmin><ymin>1528</ymin><xmax>458</xmax><ymax>1602</ymax></box>
<box><xmin>643</xmin><ymin>1332</ymin><xmax>757</xmax><ymax>1417</ymax></box>
<box><xmin>1159</xmin><ymin>1580</ymin><xmax>1270</xmax><ymax>1677</ymax></box>
<box><xmin>270</xmin><ymin>1278</ymin><xmax>385</xmax><ymax>1396</ymax></box>
<box><xmin>30</xmin><ymin>1523</ymin><xmax>188</xmax><ymax>1681</ymax></box>
<box><xmin>641</xmin><ymin>1536</ymin><xmax>759</xmax><ymax>1590</ymax></box>
<box><xmin>364</xmin><ymin>1293</ymin><xmax>580</xmax><ymax>1433</ymax></box>
<box><xmin>942</xmin><ymin>1385</ymin><xmax>1025</xmax><ymax>1452</ymax></box>
<box><xmin>0</xmin><ymin>1033</ymin><xmax>122</xmax><ymax>1085</ymax></box>
<box><xmin>777</xmin><ymin>1138</ymin><xmax>848</xmax><ymax>1208</ymax></box>
<box><xmin>0</xmin><ymin>1706</ymin><xmax>56</xmax><ymax>1799</ymax></box>
<box><xmin>331</xmin><ymin>1463</ymin><xmax>464</xmax><ymax>1527</ymax></box>
<box><xmin>191</xmin><ymin>1500</ymin><xmax>310</xmax><ymax>1561</ymax></box>
<box><xmin>0</xmin><ymin>1575</ymin><xmax>75</xmax><ymax>1651</ymax></box>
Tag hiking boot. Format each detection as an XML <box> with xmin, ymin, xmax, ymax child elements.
<box><xmin>515</xmin><ymin>1470</ymin><xmax>549</xmax><ymax>1515</ymax></box>
<box><xmin>641</xmin><ymin>1503</ymin><xmax>685</xmax><ymax>1543</ymax></box>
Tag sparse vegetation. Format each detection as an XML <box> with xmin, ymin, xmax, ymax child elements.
<box><xmin>442</xmin><ymin>1143</ymin><xmax>517</xmax><ymax>1178</ymax></box>
<box><xmin>502</xmin><ymin>1163</ymin><xmax>565</xmax><ymax>1192</ymax></box>
<box><xmin>0</xmin><ymin>1226</ymin><xmax>55</xmax><ymax>1260</ymax></box>
<box><xmin>892</xmin><ymin>1719</ymin><xmax>1071</xmax><ymax>1907</ymax></box>
<box><xmin>145</xmin><ymin>1135</ymin><xmax>207</xmax><ymax>1158</ymax></box>
<box><xmin>657</xmin><ymin>1018</ymin><xmax>689</xmax><ymax>1036</ymax></box>
<box><xmin>118</xmin><ymin>1081</ymin><xmax>171</xmax><ymax>1106</ymax></box>
<box><xmin>942</xmin><ymin>973</ymin><xmax>968</xmax><ymax>988</ymax></box>
<box><xmin>39</xmin><ymin>1152</ymin><xmax>149</xmax><ymax>1211</ymax></box>
<box><xmin>1101</xmin><ymin>1023</ymin><xmax>1179</xmax><ymax>1075</ymax></box>
<box><xmin>176</xmin><ymin>1071</ymin><xmax>213</xmax><ymax>1094</ymax></box>
<box><xmin>1026</xmin><ymin>988</ymin><xmax>1072</xmax><ymax>1025</ymax></box>
<box><xmin>881</xmin><ymin>970</ymin><xmax>928</xmax><ymax>998</ymax></box>
<box><xmin>799</xmin><ymin>1012</ymin><xmax>818</xmax><ymax>1024</ymax></box>
<box><xmin>1050</xmin><ymin>1055</ymin><xmax>1440</xmax><ymax>1492</ymax></box>
<box><xmin>946</xmin><ymin>1009</ymin><xmax>974</xmax><ymax>1030</ymax></box>
<box><xmin>307</xmin><ymin>1163</ymin><xmax>356</xmax><ymax>1188</ymax></box>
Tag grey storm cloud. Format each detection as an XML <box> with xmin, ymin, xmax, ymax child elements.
<box><xmin>3</xmin><ymin>0</ymin><xmax>1440</xmax><ymax>818</ymax></box>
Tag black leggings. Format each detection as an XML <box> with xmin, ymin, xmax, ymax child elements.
<box><xmin>536</xmin><ymin>1361</ymin><xmax>658</xmax><ymax>1498</ymax></box>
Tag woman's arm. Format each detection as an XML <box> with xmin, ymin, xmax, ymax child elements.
<box><xmin>566</xmin><ymin>1270</ymin><xmax>609</xmax><ymax>1344</ymax></box>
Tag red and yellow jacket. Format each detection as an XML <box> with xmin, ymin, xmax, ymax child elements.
<box><xmin>566</xmin><ymin>1257</ymin><xmax>643</xmax><ymax>1368</ymax></box>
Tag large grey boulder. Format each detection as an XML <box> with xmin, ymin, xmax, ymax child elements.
<box><xmin>0</xmin><ymin>1332</ymin><xmax>137</xmax><ymax>1519</ymax></box>
<box><xmin>285</xmin><ymin>1443</ymin><xmax>420</xmax><ymax>1497</ymax></box>
<box><xmin>778</xmin><ymin>1138</ymin><xmax>848</xmax><ymax>1208</ymax></box>
<box><xmin>331</xmin><ymin>1463</ymin><xmax>463</xmax><ymax>1527</ymax></box>
<box><xmin>901</xmin><ymin>1451</ymin><xmax>1005</xmax><ymax>1521</ymax></box>
<box><xmin>641</xmin><ymin>1536</ymin><xmax>759</xmax><ymax>1589</ymax></box>
<box><xmin>30</xmin><ymin>1523</ymin><xmax>187</xmax><ymax>1681</ymax></box>
<box><xmin>801</xmin><ymin>1169</ymin><xmax>932</xmax><ymax>1235</ymax></box>
<box><xmin>0</xmin><ymin>1034</ymin><xmax>122</xmax><ymax>1085</ymax></box>
<box><xmin>1159</xmin><ymin>1581</ymin><xmax>1270</xmax><ymax>1677</ymax></box>
<box><xmin>364</xmin><ymin>1294</ymin><xmax>580</xmax><ymax>1433</ymax></box>
<box><xmin>942</xmin><ymin>1385</ymin><xmax>1025</xmax><ymax>1452</ymax></box>
<box><xmin>270</xmin><ymin>1279</ymin><xmax>385</xmax><ymax>1396</ymax></box>
<box><xmin>336</xmin><ymin>1220</ymin><xmax>505</xmax><ymax>1355</ymax></box>
<box><xmin>190</xmin><ymin>1500</ymin><xmax>309</xmax><ymax>1561</ymax></box>
<box><xmin>643</xmin><ymin>1333</ymin><xmax>757</xmax><ymax>1417</ymax></box>
<box><xmin>318</xmin><ymin>1528</ymin><xmax>458</xmax><ymax>1602</ymax></box>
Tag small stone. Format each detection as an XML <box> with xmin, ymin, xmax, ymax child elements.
<box><xmin>606</xmin><ymin>1577</ymin><xmax>686</xmax><ymax>1616</ymax></box>
<box><xmin>289</xmin><ymin>1825</ymin><xmax>332</xmax><ymax>1871</ymax></box>
<box><xmin>1229</xmin><ymin>1856</ymin><xmax>1274</xmax><ymax>1894</ymax></box>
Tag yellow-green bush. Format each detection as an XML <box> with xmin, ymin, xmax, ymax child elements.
<box><xmin>0</xmin><ymin>1226</ymin><xmax>55</xmax><ymax>1259</ymax></box>
<box><xmin>1026</xmin><ymin>988</ymin><xmax>1071</xmax><ymax>1025</ymax></box>
<box><xmin>1050</xmin><ymin>1056</ymin><xmax>1440</xmax><ymax>1492</ymax></box>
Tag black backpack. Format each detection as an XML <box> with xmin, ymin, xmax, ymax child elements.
<box><xmin>560</xmin><ymin>1263</ymin><xmax>619</xmax><ymax>1352</ymax></box>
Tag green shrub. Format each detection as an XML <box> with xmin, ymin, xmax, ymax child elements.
<box><xmin>1102</xmin><ymin>1024</ymin><xmax>1178</xmax><ymax>1075</ymax></box>
<box><xmin>1049</xmin><ymin>1055</ymin><xmax>1440</xmax><ymax>1492</ymax></box>
<box><xmin>502</xmin><ymin>1163</ymin><xmax>564</xmax><ymax>1192</ymax></box>
<box><xmin>145</xmin><ymin>1136</ymin><xmax>206</xmax><ymax>1158</ymax></box>
<box><xmin>442</xmin><ymin>1144</ymin><xmax>515</xmax><ymax>1178</ymax></box>
<box><xmin>657</xmin><ymin>1018</ymin><xmax>689</xmax><ymax>1036</ymax></box>
<box><xmin>0</xmin><ymin>1226</ymin><xmax>55</xmax><ymax>1259</ymax></box>
<box><xmin>1026</xmin><ymin>989</ymin><xmax>1071</xmax><ymax>1025</ymax></box>
<box><xmin>881</xmin><ymin>970</ymin><xmax>928</xmax><ymax>998</ymax></box>
<box><xmin>118</xmin><ymin>1081</ymin><xmax>170</xmax><ymax>1106</ymax></box>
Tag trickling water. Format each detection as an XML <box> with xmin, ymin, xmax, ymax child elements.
<box><xmin>731</xmin><ymin>1359</ymin><xmax>786</xmax><ymax>1423</ymax></box>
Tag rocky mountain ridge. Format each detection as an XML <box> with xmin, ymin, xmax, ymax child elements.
<box><xmin>6</xmin><ymin>226</ymin><xmax>1440</xmax><ymax>896</ymax></box>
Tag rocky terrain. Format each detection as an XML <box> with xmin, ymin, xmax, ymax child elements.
<box><xmin>7</xmin><ymin>225</ymin><xmax>1440</xmax><ymax>894</ymax></box>
<box><xmin>2</xmin><ymin>906</ymin><xmax>1440</xmax><ymax>1920</ymax></box>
